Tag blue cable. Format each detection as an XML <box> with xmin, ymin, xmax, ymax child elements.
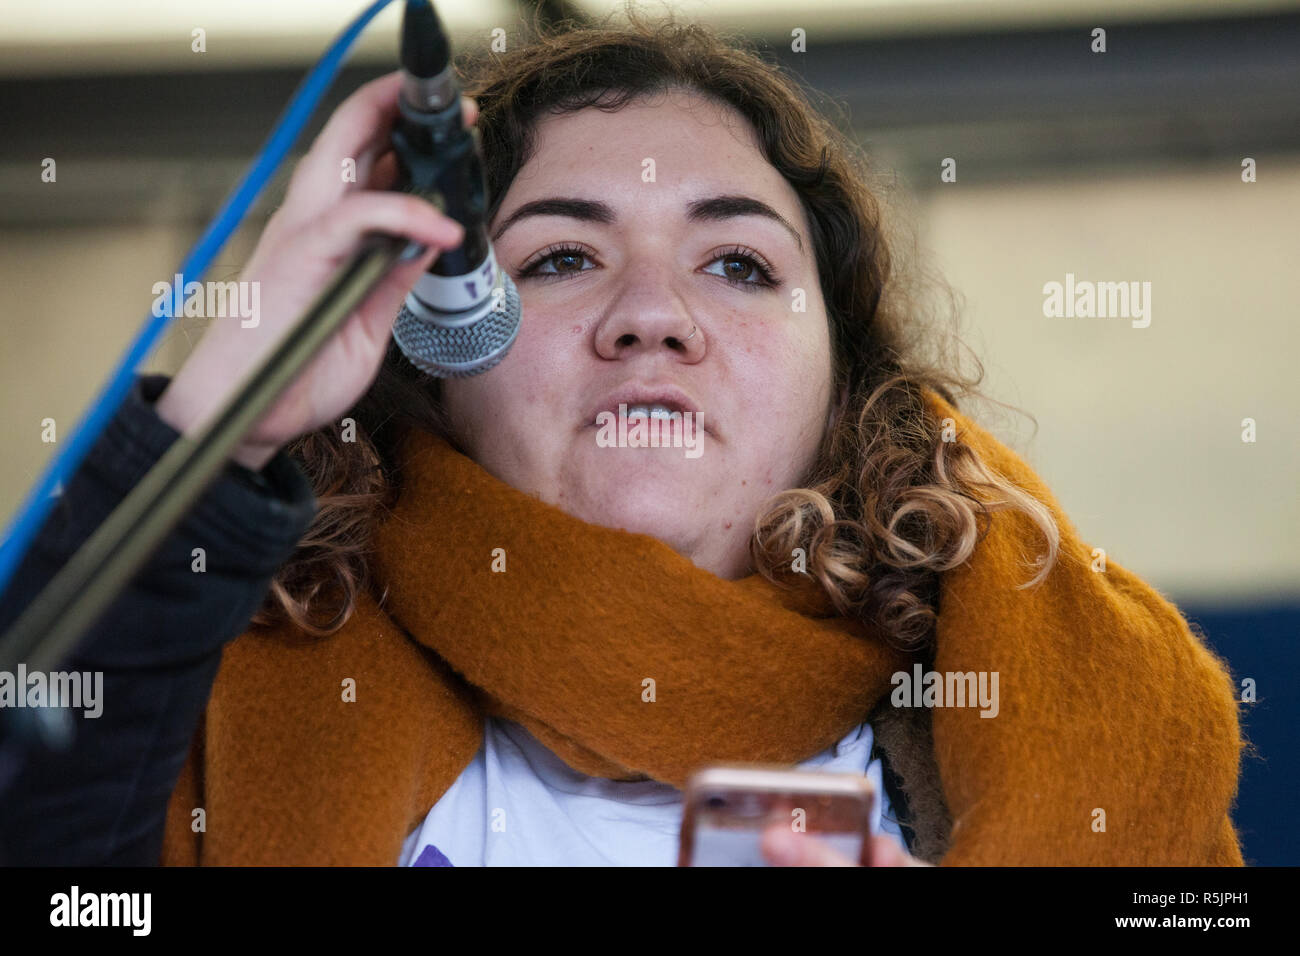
<box><xmin>0</xmin><ymin>0</ymin><xmax>402</xmax><ymax>601</ymax></box>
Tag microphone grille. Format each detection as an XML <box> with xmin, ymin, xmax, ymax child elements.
<box><xmin>392</xmin><ymin>272</ymin><xmax>521</xmax><ymax>378</ymax></box>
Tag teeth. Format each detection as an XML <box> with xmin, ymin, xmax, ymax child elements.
<box><xmin>624</xmin><ymin>404</ymin><xmax>679</xmax><ymax>420</ymax></box>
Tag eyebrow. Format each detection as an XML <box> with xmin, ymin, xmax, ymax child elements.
<box><xmin>489</xmin><ymin>194</ymin><xmax>805</xmax><ymax>255</ymax></box>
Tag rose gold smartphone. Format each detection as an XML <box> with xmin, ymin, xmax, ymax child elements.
<box><xmin>677</xmin><ymin>764</ymin><xmax>877</xmax><ymax>867</ymax></box>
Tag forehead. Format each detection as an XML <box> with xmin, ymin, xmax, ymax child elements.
<box><xmin>501</xmin><ymin>89</ymin><xmax>808</xmax><ymax>236</ymax></box>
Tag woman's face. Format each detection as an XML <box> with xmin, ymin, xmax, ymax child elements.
<box><xmin>441</xmin><ymin>88</ymin><xmax>833</xmax><ymax>579</ymax></box>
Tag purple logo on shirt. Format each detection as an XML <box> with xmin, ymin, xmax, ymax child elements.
<box><xmin>413</xmin><ymin>843</ymin><xmax>454</xmax><ymax>867</ymax></box>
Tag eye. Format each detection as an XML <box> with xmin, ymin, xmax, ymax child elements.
<box><xmin>515</xmin><ymin>242</ymin><xmax>782</xmax><ymax>292</ymax></box>
<box><xmin>517</xmin><ymin>243</ymin><xmax>597</xmax><ymax>281</ymax></box>
<box><xmin>702</xmin><ymin>245</ymin><xmax>781</xmax><ymax>292</ymax></box>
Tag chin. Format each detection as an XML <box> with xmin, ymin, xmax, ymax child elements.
<box><xmin>565</xmin><ymin>459</ymin><xmax>704</xmax><ymax>539</ymax></box>
<box><xmin>593</xmin><ymin>507</ymin><xmax>689</xmax><ymax>547</ymax></box>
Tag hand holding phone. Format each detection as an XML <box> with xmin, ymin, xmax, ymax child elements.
<box><xmin>678</xmin><ymin>764</ymin><xmax>879</xmax><ymax>867</ymax></box>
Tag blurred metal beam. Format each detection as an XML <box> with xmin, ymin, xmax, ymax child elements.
<box><xmin>772</xmin><ymin>13</ymin><xmax>1300</xmax><ymax>129</ymax></box>
<box><xmin>0</xmin><ymin>10</ymin><xmax>1296</xmax><ymax>225</ymax></box>
<box><xmin>759</xmin><ymin>9</ymin><xmax>1300</xmax><ymax>186</ymax></box>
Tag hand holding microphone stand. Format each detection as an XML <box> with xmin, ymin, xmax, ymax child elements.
<box><xmin>0</xmin><ymin>1</ymin><xmax>519</xmax><ymax>759</ymax></box>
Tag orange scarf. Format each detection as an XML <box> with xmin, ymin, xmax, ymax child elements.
<box><xmin>162</xmin><ymin>390</ymin><xmax>1246</xmax><ymax>865</ymax></box>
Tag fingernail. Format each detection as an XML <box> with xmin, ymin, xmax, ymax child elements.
<box><xmin>399</xmin><ymin>240</ymin><xmax>427</xmax><ymax>262</ymax></box>
<box><xmin>869</xmin><ymin>834</ymin><xmax>902</xmax><ymax>867</ymax></box>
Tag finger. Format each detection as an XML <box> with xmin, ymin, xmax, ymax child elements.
<box><xmin>365</xmin><ymin>150</ymin><xmax>400</xmax><ymax>191</ymax></box>
<box><xmin>352</xmin><ymin>243</ymin><xmax>443</xmax><ymax>339</ymax></box>
<box><xmin>867</xmin><ymin>833</ymin><xmax>932</xmax><ymax>867</ymax></box>
<box><xmin>312</xmin><ymin>82</ymin><xmax>478</xmax><ymax>193</ymax></box>
<box><xmin>867</xmin><ymin>833</ymin><xmax>908</xmax><ymax>867</ymax></box>
<box><xmin>289</xmin><ymin>86</ymin><xmax>479</xmax><ymax>214</ymax></box>
<box><xmin>354</xmin><ymin>93</ymin><xmax>476</xmax><ymax>191</ymax></box>
<box><xmin>284</xmin><ymin>71</ymin><xmax>406</xmax><ymax>213</ymax></box>
<box><xmin>279</xmin><ymin>79</ymin><xmax>480</xmax><ymax>238</ymax></box>
<box><xmin>760</xmin><ymin>825</ymin><xmax>858</xmax><ymax>867</ymax></box>
<box><xmin>307</xmin><ymin>191</ymin><xmax>465</xmax><ymax>258</ymax></box>
<box><xmin>318</xmin><ymin>68</ymin><xmax>404</xmax><ymax>143</ymax></box>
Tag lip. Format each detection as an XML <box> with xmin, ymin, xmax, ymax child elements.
<box><xmin>585</xmin><ymin>382</ymin><xmax>715</xmax><ymax>439</ymax></box>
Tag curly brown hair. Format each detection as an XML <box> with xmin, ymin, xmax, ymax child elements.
<box><xmin>252</xmin><ymin>3</ymin><xmax>1059</xmax><ymax>654</ymax></box>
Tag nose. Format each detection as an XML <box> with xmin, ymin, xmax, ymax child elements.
<box><xmin>592</xmin><ymin>277</ymin><xmax>706</xmax><ymax>363</ymax></box>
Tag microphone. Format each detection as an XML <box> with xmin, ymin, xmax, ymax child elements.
<box><xmin>390</xmin><ymin>0</ymin><xmax>521</xmax><ymax>377</ymax></box>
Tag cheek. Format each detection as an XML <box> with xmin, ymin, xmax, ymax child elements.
<box><xmin>732</xmin><ymin>311</ymin><xmax>831</xmax><ymax>408</ymax></box>
<box><xmin>453</xmin><ymin>310</ymin><xmax>574</xmax><ymax>426</ymax></box>
<box><xmin>507</xmin><ymin>313</ymin><xmax>576</xmax><ymax>408</ymax></box>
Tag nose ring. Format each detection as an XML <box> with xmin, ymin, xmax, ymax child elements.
<box><xmin>681</xmin><ymin>325</ymin><xmax>698</xmax><ymax>342</ymax></box>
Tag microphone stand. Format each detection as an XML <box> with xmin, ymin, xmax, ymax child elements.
<box><xmin>0</xmin><ymin>231</ymin><xmax>421</xmax><ymax>747</ymax></box>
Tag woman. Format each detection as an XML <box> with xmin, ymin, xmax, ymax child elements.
<box><xmin>1</xmin><ymin>11</ymin><xmax>1245</xmax><ymax>867</ymax></box>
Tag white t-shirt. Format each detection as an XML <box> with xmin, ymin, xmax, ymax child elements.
<box><xmin>398</xmin><ymin>715</ymin><xmax>908</xmax><ymax>866</ymax></box>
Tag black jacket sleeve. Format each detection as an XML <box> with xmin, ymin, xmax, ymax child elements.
<box><xmin>0</xmin><ymin>373</ymin><xmax>318</xmax><ymax>865</ymax></box>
